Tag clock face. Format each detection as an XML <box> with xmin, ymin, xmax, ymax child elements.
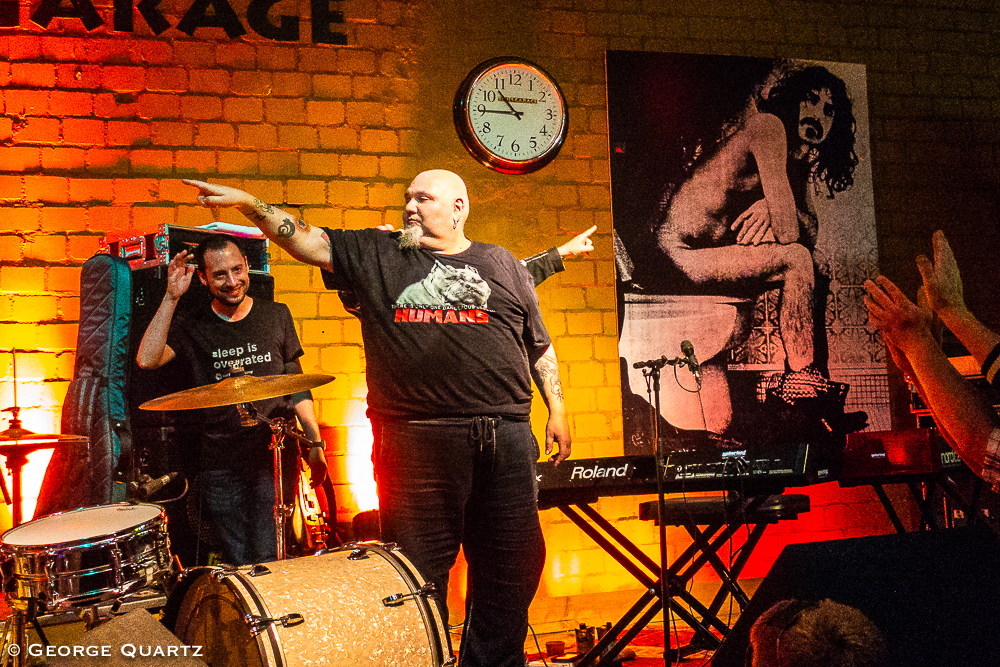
<box><xmin>454</xmin><ymin>58</ymin><xmax>568</xmax><ymax>174</ymax></box>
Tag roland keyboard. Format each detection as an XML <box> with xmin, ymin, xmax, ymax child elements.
<box><xmin>536</xmin><ymin>442</ymin><xmax>813</xmax><ymax>509</ymax></box>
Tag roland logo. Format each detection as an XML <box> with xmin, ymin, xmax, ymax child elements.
<box><xmin>570</xmin><ymin>463</ymin><xmax>631</xmax><ymax>480</ymax></box>
<box><xmin>869</xmin><ymin>452</ymin><xmax>887</xmax><ymax>459</ymax></box>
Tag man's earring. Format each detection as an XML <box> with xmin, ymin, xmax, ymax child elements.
<box><xmin>453</xmin><ymin>219</ymin><xmax>458</xmax><ymax>229</ymax></box>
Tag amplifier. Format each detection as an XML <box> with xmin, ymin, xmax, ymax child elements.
<box><xmin>100</xmin><ymin>223</ymin><xmax>270</xmax><ymax>273</ymax></box>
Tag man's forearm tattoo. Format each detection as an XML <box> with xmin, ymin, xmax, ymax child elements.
<box><xmin>535</xmin><ymin>354</ymin><xmax>564</xmax><ymax>401</ymax></box>
<box><xmin>296</xmin><ymin>218</ymin><xmax>309</xmax><ymax>231</ymax></box>
<box><xmin>321</xmin><ymin>230</ymin><xmax>331</xmax><ymax>249</ymax></box>
<box><xmin>277</xmin><ymin>218</ymin><xmax>295</xmax><ymax>238</ymax></box>
<box><xmin>249</xmin><ymin>198</ymin><xmax>274</xmax><ymax>223</ymax></box>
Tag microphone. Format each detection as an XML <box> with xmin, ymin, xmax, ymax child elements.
<box><xmin>633</xmin><ymin>356</ymin><xmax>672</xmax><ymax>370</ymax></box>
<box><xmin>130</xmin><ymin>472</ymin><xmax>179</xmax><ymax>500</ymax></box>
<box><xmin>680</xmin><ymin>340</ymin><xmax>700</xmax><ymax>378</ymax></box>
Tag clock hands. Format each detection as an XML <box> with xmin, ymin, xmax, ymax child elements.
<box><xmin>497</xmin><ymin>91</ymin><xmax>523</xmax><ymax>120</ymax></box>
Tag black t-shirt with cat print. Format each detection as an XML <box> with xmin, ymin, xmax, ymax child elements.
<box><xmin>321</xmin><ymin>228</ymin><xmax>551</xmax><ymax>420</ymax></box>
<box><xmin>166</xmin><ymin>299</ymin><xmax>303</xmax><ymax>469</ymax></box>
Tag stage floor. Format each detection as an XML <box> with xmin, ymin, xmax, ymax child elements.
<box><xmin>521</xmin><ymin>622</ymin><xmax>721</xmax><ymax>666</ymax></box>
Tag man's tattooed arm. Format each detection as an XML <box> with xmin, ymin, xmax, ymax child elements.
<box><xmin>182</xmin><ymin>179</ymin><xmax>334</xmax><ymax>271</ymax></box>
<box><xmin>532</xmin><ymin>349</ymin><xmax>564</xmax><ymax>403</ymax></box>
<box><xmin>530</xmin><ymin>343</ymin><xmax>572</xmax><ymax>464</ymax></box>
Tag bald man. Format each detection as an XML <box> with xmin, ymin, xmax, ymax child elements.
<box><xmin>185</xmin><ymin>171</ymin><xmax>570</xmax><ymax>667</ymax></box>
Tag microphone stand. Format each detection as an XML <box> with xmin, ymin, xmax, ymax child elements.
<box><xmin>638</xmin><ymin>357</ymin><xmax>675</xmax><ymax>665</ymax></box>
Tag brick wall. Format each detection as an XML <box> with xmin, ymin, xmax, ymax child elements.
<box><xmin>2</xmin><ymin>0</ymin><xmax>997</xmax><ymax>630</ymax></box>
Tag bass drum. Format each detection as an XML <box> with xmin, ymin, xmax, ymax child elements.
<box><xmin>162</xmin><ymin>543</ymin><xmax>454</xmax><ymax>667</ymax></box>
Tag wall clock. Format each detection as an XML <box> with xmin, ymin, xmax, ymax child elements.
<box><xmin>453</xmin><ymin>57</ymin><xmax>569</xmax><ymax>175</ymax></box>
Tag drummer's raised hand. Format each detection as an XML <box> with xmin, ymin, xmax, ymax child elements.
<box><xmin>307</xmin><ymin>446</ymin><xmax>328</xmax><ymax>488</ymax></box>
<box><xmin>166</xmin><ymin>250</ymin><xmax>196</xmax><ymax>301</ymax></box>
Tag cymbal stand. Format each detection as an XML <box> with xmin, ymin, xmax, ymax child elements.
<box><xmin>0</xmin><ymin>598</ymin><xmax>44</xmax><ymax>667</ymax></box>
<box><xmin>235</xmin><ymin>403</ymin><xmax>313</xmax><ymax>561</ymax></box>
<box><xmin>1</xmin><ymin>406</ymin><xmax>32</xmax><ymax>526</ymax></box>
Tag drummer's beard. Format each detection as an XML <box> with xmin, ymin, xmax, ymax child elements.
<box><xmin>212</xmin><ymin>290</ymin><xmax>247</xmax><ymax>309</ymax></box>
<box><xmin>397</xmin><ymin>223</ymin><xmax>423</xmax><ymax>251</ymax></box>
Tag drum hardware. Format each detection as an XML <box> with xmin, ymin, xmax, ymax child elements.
<box><xmin>245</xmin><ymin>612</ymin><xmax>305</xmax><ymax>637</ymax></box>
<box><xmin>140</xmin><ymin>369</ymin><xmax>335</xmax><ymax>561</ymax></box>
<box><xmin>382</xmin><ymin>581</ymin><xmax>436</xmax><ymax>607</ymax></box>
<box><xmin>348</xmin><ymin>546</ymin><xmax>370</xmax><ymax>560</ymax></box>
<box><xmin>211</xmin><ymin>563</ymin><xmax>271</xmax><ymax>582</ymax></box>
<box><xmin>81</xmin><ymin>604</ymin><xmax>103</xmax><ymax>632</ymax></box>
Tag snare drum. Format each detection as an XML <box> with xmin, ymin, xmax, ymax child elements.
<box><xmin>0</xmin><ymin>503</ymin><xmax>172</xmax><ymax>610</ymax></box>
<box><xmin>162</xmin><ymin>543</ymin><xmax>453</xmax><ymax>667</ymax></box>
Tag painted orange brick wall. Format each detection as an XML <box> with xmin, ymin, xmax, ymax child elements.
<box><xmin>2</xmin><ymin>0</ymin><xmax>998</xmax><ymax>630</ymax></box>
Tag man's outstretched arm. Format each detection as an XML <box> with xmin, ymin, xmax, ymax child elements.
<box><xmin>529</xmin><ymin>344</ymin><xmax>571</xmax><ymax>465</ymax></box>
<box><xmin>184</xmin><ymin>180</ymin><xmax>333</xmax><ymax>271</ymax></box>
<box><xmin>865</xmin><ymin>275</ymin><xmax>1000</xmax><ymax>487</ymax></box>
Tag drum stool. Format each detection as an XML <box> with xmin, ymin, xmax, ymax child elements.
<box><xmin>637</xmin><ymin>493</ymin><xmax>811</xmax><ymax>654</ymax></box>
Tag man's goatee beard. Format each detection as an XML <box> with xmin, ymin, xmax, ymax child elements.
<box><xmin>398</xmin><ymin>224</ymin><xmax>423</xmax><ymax>250</ymax></box>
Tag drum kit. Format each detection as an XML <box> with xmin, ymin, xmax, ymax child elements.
<box><xmin>0</xmin><ymin>373</ymin><xmax>454</xmax><ymax>666</ymax></box>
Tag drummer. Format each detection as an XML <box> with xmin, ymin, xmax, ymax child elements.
<box><xmin>136</xmin><ymin>234</ymin><xmax>327</xmax><ymax>565</ymax></box>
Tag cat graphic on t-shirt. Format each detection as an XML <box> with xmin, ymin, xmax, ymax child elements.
<box><xmin>395</xmin><ymin>260</ymin><xmax>491</xmax><ymax>309</ymax></box>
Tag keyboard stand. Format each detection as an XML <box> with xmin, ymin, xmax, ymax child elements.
<box><xmin>840</xmin><ymin>471</ymin><xmax>997</xmax><ymax>537</ymax></box>
<box><xmin>551</xmin><ymin>491</ymin><xmax>809</xmax><ymax>665</ymax></box>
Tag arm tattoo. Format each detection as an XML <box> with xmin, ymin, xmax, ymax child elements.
<box><xmin>277</xmin><ymin>218</ymin><xmax>295</xmax><ymax>238</ymax></box>
<box><xmin>321</xmin><ymin>231</ymin><xmax>331</xmax><ymax>249</ymax></box>
<box><xmin>534</xmin><ymin>353</ymin><xmax>564</xmax><ymax>401</ymax></box>
<box><xmin>249</xmin><ymin>198</ymin><xmax>274</xmax><ymax>223</ymax></box>
<box><xmin>296</xmin><ymin>218</ymin><xmax>309</xmax><ymax>231</ymax></box>
<box><xmin>252</xmin><ymin>198</ymin><xmax>275</xmax><ymax>214</ymax></box>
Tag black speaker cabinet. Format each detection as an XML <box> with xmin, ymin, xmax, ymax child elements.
<box><xmin>710</xmin><ymin>527</ymin><xmax>1000</xmax><ymax>667</ymax></box>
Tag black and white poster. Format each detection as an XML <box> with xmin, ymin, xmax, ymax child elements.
<box><xmin>608</xmin><ymin>52</ymin><xmax>886</xmax><ymax>456</ymax></box>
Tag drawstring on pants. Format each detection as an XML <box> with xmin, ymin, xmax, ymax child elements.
<box><xmin>470</xmin><ymin>416</ymin><xmax>498</xmax><ymax>478</ymax></box>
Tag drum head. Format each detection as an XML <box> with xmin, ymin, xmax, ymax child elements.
<box><xmin>1</xmin><ymin>504</ymin><xmax>163</xmax><ymax>546</ymax></box>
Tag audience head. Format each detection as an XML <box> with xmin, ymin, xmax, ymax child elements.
<box><xmin>747</xmin><ymin>599</ymin><xmax>887</xmax><ymax>667</ymax></box>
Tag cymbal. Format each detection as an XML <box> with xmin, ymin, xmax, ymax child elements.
<box><xmin>0</xmin><ymin>426</ymin><xmax>89</xmax><ymax>446</ymax></box>
<box><xmin>140</xmin><ymin>373</ymin><xmax>335</xmax><ymax>411</ymax></box>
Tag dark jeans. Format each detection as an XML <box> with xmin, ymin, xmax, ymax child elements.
<box><xmin>373</xmin><ymin>417</ymin><xmax>545</xmax><ymax>667</ymax></box>
<box><xmin>201</xmin><ymin>462</ymin><xmax>279</xmax><ymax>565</ymax></box>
